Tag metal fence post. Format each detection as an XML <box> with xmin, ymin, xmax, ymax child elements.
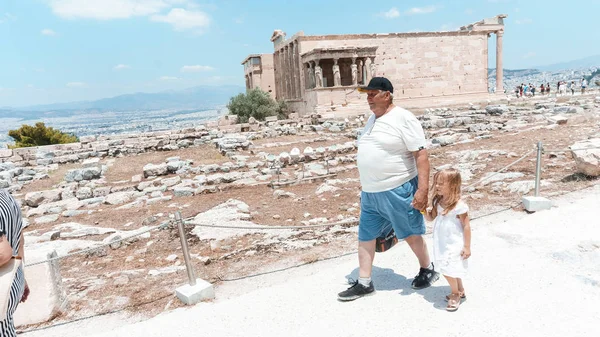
<box><xmin>534</xmin><ymin>141</ymin><xmax>543</xmax><ymax>197</ymax></box>
<box><xmin>175</xmin><ymin>211</ymin><xmax>196</xmax><ymax>286</ymax></box>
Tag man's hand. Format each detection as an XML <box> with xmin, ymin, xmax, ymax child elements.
<box><xmin>21</xmin><ymin>280</ymin><xmax>30</xmax><ymax>303</ymax></box>
<box><xmin>411</xmin><ymin>188</ymin><xmax>428</xmax><ymax>211</ymax></box>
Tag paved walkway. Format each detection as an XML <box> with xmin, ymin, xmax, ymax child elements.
<box><xmin>25</xmin><ymin>184</ymin><xmax>600</xmax><ymax>337</ymax></box>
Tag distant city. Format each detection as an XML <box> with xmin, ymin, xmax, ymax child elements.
<box><xmin>0</xmin><ymin>107</ymin><xmax>228</xmax><ymax>148</ymax></box>
<box><xmin>488</xmin><ymin>66</ymin><xmax>599</xmax><ymax>94</ymax></box>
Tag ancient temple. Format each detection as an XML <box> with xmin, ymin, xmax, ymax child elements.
<box><xmin>241</xmin><ymin>14</ymin><xmax>507</xmax><ymax>116</ymax></box>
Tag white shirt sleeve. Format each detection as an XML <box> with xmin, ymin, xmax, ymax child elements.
<box><xmin>453</xmin><ymin>200</ymin><xmax>469</xmax><ymax>215</ymax></box>
<box><xmin>399</xmin><ymin>113</ymin><xmax>427</xmax><ymax>152</ymax></box>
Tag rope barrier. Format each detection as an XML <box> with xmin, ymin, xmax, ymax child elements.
<box><xmin>24</xmin><ymin>220</ymin><xmax>172</xmax><ymax>268</ymax></box>
<box><xmin>464</xmin><ymin>148</ymin><xmax>536</xmax><ymax>189</ymax></box>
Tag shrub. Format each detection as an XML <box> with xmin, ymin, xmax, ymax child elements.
<box><xmin>8</xmin><ymin>122</ymin><xmax>79</xmax><ymax>148</ymax></box>
<box><xmin>227</xmin><ymin>88</ymin><xmax>288</xmax><ymax>123</ymax></box>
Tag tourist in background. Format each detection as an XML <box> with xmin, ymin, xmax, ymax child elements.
<box><xmin>337</xmin><ymin>77</ymin><xmax>438</xmax><ymax>301</ymax></box>
<box><xmin>0</xmin><ymin>189</ymin><xmax>29</xmax><ymax>337</ymax></box>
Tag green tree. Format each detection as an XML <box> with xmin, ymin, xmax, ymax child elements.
<box><xmin>8</xmin><ymin>122</ymin><xmax>79</xmax><ymax>148</ymax></box>
<box><xmin>227</xmin><ymin>88</ymin><xmax>288</xmax><ymax>123</ymax></box>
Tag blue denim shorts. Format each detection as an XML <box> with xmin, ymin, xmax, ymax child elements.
<box><xmin>358</xmin><ymin>176</ymin><xmax>425</xmax><ymax>241</ymax></box>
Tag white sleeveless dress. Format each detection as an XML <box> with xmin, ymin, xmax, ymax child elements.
<box><xmin>432</xmin><ymin>200</ymin><xmax>469</xmax><ymax>278</ymax></box>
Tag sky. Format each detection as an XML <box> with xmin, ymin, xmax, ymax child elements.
<box><xmin>1</xmin><ymin>0</ymin><xmax>599</xmax><ymax>107</ymax></box>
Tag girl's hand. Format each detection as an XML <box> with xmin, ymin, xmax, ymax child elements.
<box><xmin>460</xmin><ymin>247</ymin><xmax>471</xmax><ymax>260</ymax></box>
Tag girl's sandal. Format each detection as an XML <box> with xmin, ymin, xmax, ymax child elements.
<box><xmin>446</xmin><ymin>294</ymin><xmax>461</xmax><ymax>312</ymax></box>
<box><xmin>445</xmin><ymin>291</ymin><xmax>466</xmax><ymax>302</ymax></box>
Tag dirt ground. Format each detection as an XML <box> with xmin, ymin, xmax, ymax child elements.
<box><xmin>18</xmin><ymin>101</ymin><xmax>600</xmax><ymax>329</ymax></box>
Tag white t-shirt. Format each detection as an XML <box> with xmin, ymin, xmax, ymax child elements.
<box><xmin>357</xmin><ymin>106</ymin><xmax>426</xmax><ymax>193</ymax></box>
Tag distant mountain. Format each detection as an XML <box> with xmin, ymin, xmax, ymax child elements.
<box><xmin>489</xmin><ymin>68</ymin><xmax>541</xmax><ymax>77</ymax></box>
<box><xmin>11</xmin><ymin>85</ymin><xmax>245</xmax><ymax>112</ymax></box>
<box><xmin>534</xmin><ymin>55</ymin><xmax>600</xmax><ymax>72</ymax></box>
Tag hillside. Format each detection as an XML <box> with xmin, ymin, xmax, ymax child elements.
<box><xmin>9</xmin><ymin>85</ymin><xmax>245</xmax><ymax>113</ymax></box>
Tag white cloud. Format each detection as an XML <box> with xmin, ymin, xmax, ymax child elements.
<box><xmin>383</xmin><ymin>8</ymin><xmax>400</xmax><ymax>19</ymax></box>
<box><xmin>66</xmin><ymin>82</ymin><xmax>86</xmax><ymax>87</ymax></box>
<box><xmin>41</xmin><ymin>28</ymin><xmax>57</xmax><ymax>36</ymax></box>
<box><xmin>150</xmin><ymin>8</ymin><xmax>210</xmax><ymax>32</ymax></box>
<box><xmin>114</xmin><ymin>64</ymin><xmax>131</xmax><ymax>70</ymax></box>
<box><xmin>515</xmin><ymin>18</ymin><xmax>533</xmax><ymax>24</ymax></box>
<box><xmin>465</xmin><ymin>8</ymin><xmax>474</xmax><ymax>15</ymax></box>
<box><xmin>48</xmin><ymin>0</ymin><xmax>172</xmax><ymax>20</ymax></box>
<box><xmin>523</xmin><ymin>52</ymin><xmax>536</xmax><ymax>59</ymax></box>
<box><xmin>180</xmin><ymin>65</ymin><xmax>214</xmax><ymax>73</ymax></box>
<box><xmin>405</xmin><ymin>5</ymin><xmax>439</xmax><ymax>15</ymax></box>
<box><xmin>159</xmin><ymin>76</ymin><xmax>179</xmax><ymax>81</ymax></box>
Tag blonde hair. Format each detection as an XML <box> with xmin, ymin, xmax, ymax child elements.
<box><xmin>430</xmin><ymin>168</ymin><xmax>462</xmax><ymax>218</ymax></box>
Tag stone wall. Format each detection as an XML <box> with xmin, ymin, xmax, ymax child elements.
<box><xmin>299</xmin><ymin>31</ymin><xmax>489</xmax><ymax>100</ymax></box>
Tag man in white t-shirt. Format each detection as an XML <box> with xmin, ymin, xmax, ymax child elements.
<box><xmin>338</xmin><ymin>77</ymin><xmax>439</xmax><ymax>301</ymax></box>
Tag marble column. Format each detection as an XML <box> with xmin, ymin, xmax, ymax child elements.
<box><xmin>365</xmin><ymin>58</ymin><xmax>371</xmax><ymax>82</ymax></box>
<box><xmin>274</xmin><ymin>51</ymin><xmax>280</xmax><ymax>99</ymax></box>
<box><xmin>291</xmin><ymin>42</ymin><xmax>298</xmax><ymax>98</ymax></box>
<box><xmin>294</xmin><ymin>41</ymin><xmax>301</xmax><ymax>98</ymax></box>
<box><xmin>496</xmin><ymin>30</ymin><xmax>504</xmax><ymax>94</ymax></box>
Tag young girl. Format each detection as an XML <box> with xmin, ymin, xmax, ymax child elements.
<box><xmin>423</xmin><ymin>169</ymin><xmax>471</xmax><ymax>312</ymax></box>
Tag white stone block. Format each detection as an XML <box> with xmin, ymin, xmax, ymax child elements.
<box><xmin>14</xmin><ymin>250</ymin><xmax>68</xmax><ymax>327</ymax></box>
<box><xmin>522</xmin><ymin>196</ymin><xmax>553</xmax><ymax>212</ymax></box>
<box><xmin>175</xmin><ymin>278</ymin><xmax>215</xmax><ymax>305</ymax></box>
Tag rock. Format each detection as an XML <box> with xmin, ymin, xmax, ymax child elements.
<box><xmin>82</xmin><ymin>158</ymin><xmax>101</xmax><ymax>168</ymax></box>
<box><xmin>131</xmin><ymin>174</ymin><xmax>143</xmax><ymax>183</ymax></box>
<box><xmin>432</xmin><ymin>135</ymin><xmax>457</xmax><ymax>146</ymax></box>
<box><xmin>75</xmin><ymin>187</ymin><xmax>93</xmax><ymax>200</ymax></box>
<box><xmin>485</xmin><ymin>105</ymin><xmax>509</xmax><ymax>115</ymax></box>
<box><xmin>93</xmin><ymin>186</ymin><xmax>111</xmax><ymax>198</ymax></box>
<box><xmin>273</xmin><ymin>190</ymin><xmax>296</xmax><ymax>199</ymax></box>
<box><xmin>113</xmin><ymin>275</ymin><xmax>130</xmax><ymax>286</ymax></box>
<box><xmin>289</xmin><ymin>148</ymin><xmax>301</xmax><ymax>161</ymax></box>
<box><xmin>173</xmin><ymin>186</ymin><xmax>195</xmax><ymax>197</ymax></box>
<box><xmin>35</xmin><ymin>214</ymin><xmax>60</xmax><ymax>224</ymax></box>
<box><xmin>108</xmin><ymin>235</ymin><xmax>123</xmax><ymax>249</ymax></box>
<box><xmin>167</xmin><ymin>160</ymin><xmax>186</xmax><ymax>172</ymax></box>
<box><xmin>65</xmin><ymin>167</ymin><xmax>102</xmax><ymax>182</ymax></box>
<box><xmin>570</xmin><ymin>139</ymin><xmax>600</xmax><ymax>176</ymax></box>
<box><xmin>162</xmin><ymin>176</ymin><xmax>182</xmax><ymax>187</ymax></box>
<box><xmin>480</xmin><ymin>172</ymin><xmax>525</xmax><ymax>185</ymax></box>
<box><xmin>166</xmin><ymin>254</ymin><xmax>178</xmax><ymax>261</ymax></box>
<box><xmin>104</xmin><ymin>191</ymin><xmax>140</xmax><ymax>205</ymax></box>
<box><xmin>143</xmin><ymin>163</ymin><xmax>168</xmax><ymax>178</ymax></box>
<box><xmin>316</xmin><ymin>183</ymin><xmax>340</xmax><ymax>195</ymax></box>
<box><xmin>548</xmin><ymin>115</ymin><xmax>568</xmax><ymax>125</ymax></box>
<box><xmin>24</xmin><ymin>190</ymin><xmax>62</xmax><ymax>207</ymax></box>
<box><xmin>303</xmin><ymin>147</ymin><xmax>314</xmax><ymax>156</ymax></box>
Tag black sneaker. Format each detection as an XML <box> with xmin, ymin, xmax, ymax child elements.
<box><xmin>411</xmin><ymin>264</ymin><xmax>439</xmax><ymax>289</ymax></box>
<box><xmin>338</xmin><ymin>280</ymin><xmax>375</xmax><ymax>301</ymax></box>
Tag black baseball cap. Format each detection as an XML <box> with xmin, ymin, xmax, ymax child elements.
<box><xmin>358</xmin><ymin>77</ymin><xmax>394</xmax><ymax>94</ymax></box>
